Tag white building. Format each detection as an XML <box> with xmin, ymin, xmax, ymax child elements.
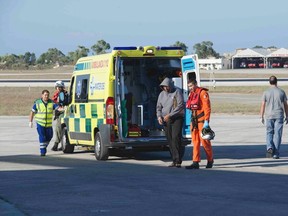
<box><xmin>198</xmin><ymin>58</ymin><xmax>231</xmax><ymax>70</ymax></box>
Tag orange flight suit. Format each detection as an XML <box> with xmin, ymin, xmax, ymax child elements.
<box><xmin>188</xmin><ymin>87</ymin><xmax>213</xmax><ymax>162</ymax></box>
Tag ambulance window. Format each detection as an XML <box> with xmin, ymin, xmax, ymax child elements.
<box><xmin>69</xmin><ymin>77</ymin><xmax>75</xmax><ymax>104</ymax></box>
<box><xmin>75</xmin><ymin>75</ymin><xmax>89</xmax><ymax>103</ymax></box>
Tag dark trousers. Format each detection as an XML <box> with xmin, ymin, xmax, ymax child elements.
<box><xmin>164</xmin><ymin>117</ymin><xmax>184</xmax><ymax>164</ymax></box>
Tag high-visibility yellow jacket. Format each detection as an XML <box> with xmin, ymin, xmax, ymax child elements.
<box><xmin>34</xmin><ymin>99</ymin><xmax>54</xmax><ymax>127</ymax></box>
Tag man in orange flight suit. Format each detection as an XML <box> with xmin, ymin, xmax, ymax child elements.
<box><xmin>185</xmin><ymin>79</ymin><xmax>214</xmax><ymax>169</ymax></box>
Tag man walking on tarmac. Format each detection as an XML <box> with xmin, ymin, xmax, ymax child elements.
<box><xmin>185</xmin><ymin>79</ymin><xmax>214</xmax><ymax>169</ymax></box>
<box><xmin>260</xmin><ymin>75</ymin><xmax>288</xmax><ymax>159</ymax></box>
<box><xmin>29</xmin><ymin>90</ymin><xmax>62</xmax><ymax>156</ymax></box>
<box><xmin>156</xmin><ymin>77</ymin><xmax>185</xmax><ymax>168</ymax></box>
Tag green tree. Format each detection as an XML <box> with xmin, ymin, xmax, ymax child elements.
<box><xmin>91</xmin><ymin>40</ymin><xmax>110</xmax><ymax>55</ymax></box>
<box><xmin>68</xmin><ymin>46</ymin><xmax>90</xmax><ymax>63</ymax></box>
<box><xmin>37</xmin><ymin>48</ymin><xmax>65</xmax><ymax>65</ymax></box>
<box><xmin>67</xmin><ymin>51</ymin><xmax>76</xmax><ymax>64</ymax></box>
<box><xmin>24</xmin><ymin>52</ymin><xmax>31</xmax><ymax>64</ymax></box>
<box><xmin>37</xmin><ymin>53</ymin><xmax>48</xmax><ymax>64</ymax></box>
<box><xmin>253</xmin><ymin>45</ymin><xmax>264</xmax><ymax>49</ymax></box>
<box><xmin>23</xmin><ymin>52</ymin><xmax>36</xmax><ymax>65</ymax></box>
<box><xmin>30</xmin><ymin>53</ymin><xmax>36</xmax><ymax>65</ymax></box>
<box><xmin>2</xmin><ymin>54</ymin><xmax>19</xmax><ymax>68</ymax></box>
<box><xmin>172</xmin><ymin>41</ymin><xmax>188</xmax><ymax>54</ymax></box>
<box><xmin>193</xmin><ymin>41</ymin><xmax>219</xmax><ymax>58</ymax></box>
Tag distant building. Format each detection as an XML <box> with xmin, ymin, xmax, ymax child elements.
<box><xmin>198</xmin><ymin>58</ymin><xmax>231</xmax><ymax>70</ymax></box>
<box><xmin>229</xmin><ymin>48</ymin><xmax>288</xmax><ymax>69</ymax></box>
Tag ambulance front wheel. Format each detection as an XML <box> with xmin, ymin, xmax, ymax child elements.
<box><xmin>94</xmin><ymin>132</ymin><xmax>109</xmax><ymax>161</ymax></box>
<box><xmin>61</xmin><ymin>128</ymin><xmax>74</xmax><ymax>153</ymax></box>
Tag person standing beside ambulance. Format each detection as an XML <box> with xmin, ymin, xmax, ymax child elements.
<box><xmin>29</xmin><ymin>90</ymin><xmax>61</xmax><ymax>156</ymax></box>
<box><xmin>51</xmin><ymin>80</ymin><xmax>67</xmax><ymax>151</ymax></box>
<box><xmin>156</xmin><ymin>77</ymin><xmax>185</xmax><ymax>168</ymax></box>
<box><xmin>185</xmin><ymin>79</ymin><xmax>214</xmax><ymax>169</ymax></box>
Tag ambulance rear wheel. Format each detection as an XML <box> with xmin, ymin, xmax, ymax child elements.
<box><xmin>94</xmin><ymin>132</ymin><xmax>109</xmax><ymax>161</ymax></box>
<box><xmin>61</xmin><ymin>128</ymin><xmax>74</xmax><ymax>153</ymax></box>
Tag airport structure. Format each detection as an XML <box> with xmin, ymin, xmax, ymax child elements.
<box><xmin>230</xmin><ymin>47</ymin><xmax>288</xmax><ymax>69</ymax></box>
<box><xmin>198</xmin><ymin>58</ymin><xmax>231</xmax><ymax>70</ymax></box>
<box><xmin>200</xmin><ymin>48</ymin><xmax>288</xmax><ymax>70</ymax></box>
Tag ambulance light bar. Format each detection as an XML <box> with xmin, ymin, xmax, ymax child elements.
<box><xmin>113</xmin><ymin>47</ymin><xmax>137</xmax><ymax>50</ymax></box>
<box><xmin>113</xmin><ymin>46</ymin><xmax>183</xmax><ymax>51</ymax></box>
<box><xmin>157</xmin><ymin>46</ymin><xmax>183</xmax><ymax>50</ymax></box>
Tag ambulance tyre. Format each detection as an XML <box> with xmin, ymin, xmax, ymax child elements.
<box><xmin>61</xmin><ymin>128</ymin><xmax>74</xmax><ymax>153</ymax></box>
<box><xmin>94</xmin><ymin>132</ymin><xmax>109</xmax><ymax>161</ymax></box>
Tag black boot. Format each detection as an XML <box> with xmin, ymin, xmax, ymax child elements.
<box><xmin>206</xmin><ymin>160</ymin><xmax>214</xmax><ymax>168</ymax></box>
<box><xmin>51</xmin><ymin>143</ymin><xmax>58</xmax><ymax>151</ymax></box>
<box><xmin>185</xmin><ymin>162</ymin><xmax>199</xmax><ymax>169</ymax></box>
<box><xmin>168</xmin><ymin>162</ymin><xmax>176</xmax><ymax>167</ymax></box>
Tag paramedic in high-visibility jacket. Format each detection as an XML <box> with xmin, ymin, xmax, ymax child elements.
<box><xmin>156</xmin><ymin>77</ymin><xmax>185</xmax><ymax>168</ymax></box>
<box><xmin>185</xmin><ymin>79</ymin><xmax>214</xmax><ymax>169</ymax></box>
<box><xmin>29</xmin><ymin>89</ymin><xmax>62</xmax><ymax>156</ymax></box>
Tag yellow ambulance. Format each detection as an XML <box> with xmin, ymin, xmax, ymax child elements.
<box><xmin>61</xmin><ymin>46</ymin><xmax>200</xmax><ymax>160</ymax></box>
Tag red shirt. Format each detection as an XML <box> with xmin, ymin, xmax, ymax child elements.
<box><xmin>52</xmin><ymin>91</ymin><xmax>60</xmax><ymax>103</ymax></box>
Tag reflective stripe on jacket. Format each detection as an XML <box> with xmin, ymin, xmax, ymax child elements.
<box><xmin>34</xmin><ymin>99</ymin><xmax>54</xmax><ymax>127</ymax></box>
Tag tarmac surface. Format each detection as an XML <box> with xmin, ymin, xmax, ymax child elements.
<box><xmin>1</xmin><ymin>115</ymin><xmax>288</xmax><ymax>216</ymax></box>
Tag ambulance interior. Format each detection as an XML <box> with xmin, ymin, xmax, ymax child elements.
<box><xmin>118</xmin><ymin>57</ymin><xmax>184</xmax><ymax>138</ymax></box>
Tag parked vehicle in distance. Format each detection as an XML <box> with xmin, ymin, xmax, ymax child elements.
<box><xmin>283</xmin><ymin>62</ymin><xmax>288</xmax><ymax>68</ymax></box>
<box><xmin>248</xmin><ymin>62</ymin><xmax>257</xmax><ymax>68</ymax></box>
<box><xmin>271</xmin><ymin>62</ymin><xmax>282</xmax><ymax>68</ymax></box>
<box><xmin>258</xmin><ymin>63</ymin><xmax>266</xmax><ymax>68</ymax></box>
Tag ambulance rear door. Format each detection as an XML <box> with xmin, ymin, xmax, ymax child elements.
<box><xmin>114</xmin><ymin>56</ymin><xmax>126</xmax><ymax>141</ymax></box>
<box><xmin>181</xmin><ymin>54</ymin><xmax>200</xmax><ymax>138</ymax></box>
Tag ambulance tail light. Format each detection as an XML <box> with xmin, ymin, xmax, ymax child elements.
<box><xmin>106</xmin><ymin>97</ymin><xmax>114</xmax><ymax>124</ymax></box>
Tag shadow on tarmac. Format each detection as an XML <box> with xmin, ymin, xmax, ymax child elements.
<box><xmin>1</xmin><ymin>144</ymin><xmax>288</xmax><ymax>216</ymax></box>
<box><xmin>1</xmin><ymin>144</ymin><xmax>288</xmax><ymax>168</ymax></box>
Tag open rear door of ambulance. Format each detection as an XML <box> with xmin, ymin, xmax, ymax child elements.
<box><xmin>115</xmin><ymin>56</ymin><xmax>124</xmax><ymax>141</ymax></box>
<box><xmin>115</xmin><ymin>56</ymin><xmax>129</xmax><ymax>141</ymax></box>
<box><xmin>181</xmin><ymin>54</ymin><xmax>200</xmax><ymax>139</ymax></box>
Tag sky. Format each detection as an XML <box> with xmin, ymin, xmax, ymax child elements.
<box><xmin>1</xmin><ymin>0</ymin><xmax>288</xmax><ymax>57</ymax></box>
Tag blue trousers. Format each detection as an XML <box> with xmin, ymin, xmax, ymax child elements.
<box><xmin>266</xmin><ymin>118</ymin><xmax>283</xmax><ymax>157</ymax></box>
<box><xmin>36</xmin><ymin>123</ymin><xmax>53</xmax><ymax>154</ymax></box>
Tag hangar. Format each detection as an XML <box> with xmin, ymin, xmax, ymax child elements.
<box><xmin>267</xmin><ymin>48</ymin><xmax>288</xmax><ymax>68</ymax></box>
<box><xmin>231</xmin><ymin>48</ymin><xmax>288</xmax><ymax>69</ymax></box>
